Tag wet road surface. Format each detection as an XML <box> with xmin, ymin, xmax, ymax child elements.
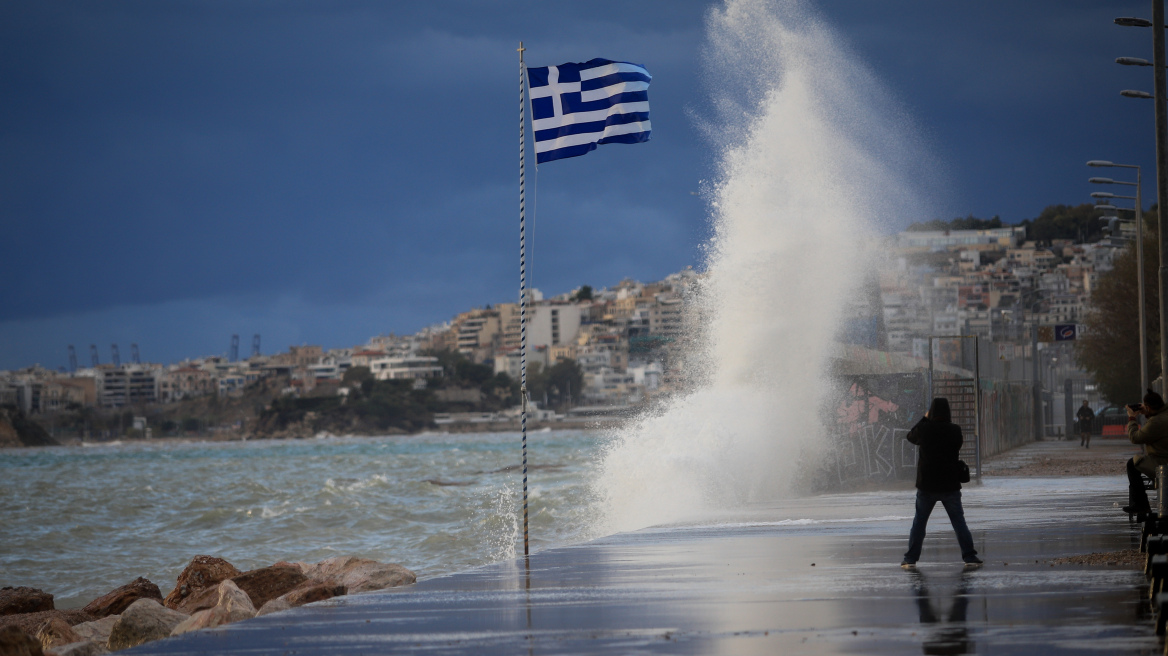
<box><xmin>127</xmin><ymin>475</ymin><xmax>1159</xmax><ymax>655</ymax></box>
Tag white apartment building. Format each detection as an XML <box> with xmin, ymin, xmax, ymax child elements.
<box><xmin>648</xmin><ymin>297</ymin><xmax>685</xmax><ymax>337</ymax></box>
<box><xmin>493</xmin><ymin>347</ymin><xmax>548</xmax><ymax>379</ymax></box>
<box><xmin>368</xmin><ymin>356</ymin><xmax>444</xmax><ymax>381</ymax></box>
<box><xmin>97</xmin><ymin>365</ymin><xmax>161</xmax><ymax>407</ymax></box>
<box><xmin>218</xmin><ymin>373</ymin><xmax>247</xmax><ymax>397</ymax></box>
<box><xmin>583</xmin><ymin>370</ymin><xmax>638</xmax><ymax>404</ymax></box>
<box><xmin>898</xmin><ymin>227</ymin><xmax>1025</xmax><ymax>251</ymax></box>
<box><xmin>498</xmin><ymin>303</ymin><xmax>583</xmax><ymax>352</ymax></box>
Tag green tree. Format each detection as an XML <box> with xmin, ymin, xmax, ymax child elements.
<box><xmin>1076</xmin><ymin>213</ymin><xmax>1161</xmax><ymax>402</ymax></box>
<box><xmin>343</xmin><ymin>366</ymin><xmax>373</xmax><ymax>386</ymax></box>
<box><xmin>574</xmin><ymin>285</ymin><xmax>593</xmax><ymax>301</ymax></box>
<box><xmin>906</xmin><ymin>214</ymin><xmax>1003</xmax><ymax>232</ymax></box>
<box><xmin>528</xmin><ymin>359</ymin><xmax>583</xmax><ymax>410</ymax></box>
<box><xmin>1018</xmin><ymin>203</ymin><xmax>1102</xmax><ymax>242</ymax></box>
<box><xmin>455</xmin><ymin>359</ymin><xmax>493</xmax><ymax>385</ymax></box>
<box><xmin>483</xmin><ymin>372</ymin><xmax>519</xmax><ymax>405</ymax></box>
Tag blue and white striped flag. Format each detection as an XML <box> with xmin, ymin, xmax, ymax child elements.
<box><xmin>527</xmin><ymin>58</ymin><xmax>651</xmax><ymax>164</ymax></box>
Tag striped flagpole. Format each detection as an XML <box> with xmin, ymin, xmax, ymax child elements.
<box><xmin>517</xmin><ymin>42</ymin><xmax>530</xmax><ymax>557</ymax></box>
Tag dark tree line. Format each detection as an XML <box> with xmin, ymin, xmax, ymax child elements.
<box><xmin>907</xmin><ymin>203</ymin><xmax>1105</xmax><ymax>243</ymax></box>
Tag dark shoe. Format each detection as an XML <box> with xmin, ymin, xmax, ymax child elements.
<box><xmin>900</xmin><ymin>561</ymin><xmax>917</xmax><ymax>570</ymax></box>
<box><xmin>1123</xmin><ymin>505</ymin><xmax>1152</xmax><ymax>514</ymax></box>
<box><xmin>963</xmin><ymin>556</ymin><xmax>983</xmax><ymax>568</ymax></box>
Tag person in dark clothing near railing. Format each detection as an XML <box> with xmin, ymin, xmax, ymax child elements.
<box><xmin>1123</xmin><ymin>389</ymin><xmax>1168</xmax><ymax>515</ymax></box>
<box><xmin>901</xmin><ymin>397</ymin><xmax>982</xmax><ymax>569</ymax></box>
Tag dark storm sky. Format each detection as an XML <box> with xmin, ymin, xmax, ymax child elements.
<box><xmin>0</xmin><ymin>0</ymin><xmax>1156</xmax><ymax>369</ymax></box>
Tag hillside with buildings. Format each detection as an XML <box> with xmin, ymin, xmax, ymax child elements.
<box><xmin>880</xmin><ymin>225</ymin><xmax>1111</xmax><ymax>357</ymax></box>
<box><xmin>0</xmin><ymin>268</ymin><xmax>699</xmax><ymax>442</ymax></box>
<box><xmin>0</xmin><ymin>207</ymin><xmax>1127</xmax><ymax>443</ymax></box>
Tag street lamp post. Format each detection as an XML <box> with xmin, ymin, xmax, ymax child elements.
<box><xmin>1089</xmin><ymin>162</ymin><xmax>1147</xmax><ymax>391</ymax></box>
<box><xmin>1114</xmin><ymin>6</ymin><xmax>1168</xmax><ymax>390</ymax></box>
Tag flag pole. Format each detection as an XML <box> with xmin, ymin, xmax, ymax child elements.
<box><xmin>517</xmin><ymin>41</ymin><xmax>530</xmax><ymax>557</ymax></box>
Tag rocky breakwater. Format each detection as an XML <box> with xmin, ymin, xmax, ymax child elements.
<box><xmin>0</xmin><ymin>555</ymin><xmax>416</xmax><ymax>656</ymax></box>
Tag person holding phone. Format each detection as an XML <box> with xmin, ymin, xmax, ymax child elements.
<box><xmin>901</xmin><ymin>397</ymin><xmax>982</xmax><ymax>569</ymax></box>
<box><xmin>1124</xmin><ymin>389</ymin><xmax>1168</xmax><ymax>514</ymax></box>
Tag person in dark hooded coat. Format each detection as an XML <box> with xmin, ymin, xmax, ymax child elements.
<box><xmin>901</xmin><ymin>397</ymin><xmax>982</xmax><ymax>569</ymax></box>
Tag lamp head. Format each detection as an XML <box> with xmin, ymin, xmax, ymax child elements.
<box><xmin>1089</xmin><ymin>177</ymin><xmax>1115</xmax><ymax>184</ymax></box>
<box><xmin>1115</xmin><ymin>17</ymin><xmax>1154</xmax><ymax>27</ymax></box>
<box><xmin>1087</xmin><ymin>160</ymin><xmax>1114</xmax><ymax>167</ymax></box>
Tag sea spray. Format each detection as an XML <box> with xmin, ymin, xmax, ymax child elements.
<box><xmin>591</xmin><ymin>0</ymin><xmax>936</xmax><ymax>535</ymax></box>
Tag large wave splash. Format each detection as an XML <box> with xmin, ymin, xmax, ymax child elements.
<box><xmin>590</xmin><ymin>0</ymin><xmax>937</xmax><ymax>535</ymax></box>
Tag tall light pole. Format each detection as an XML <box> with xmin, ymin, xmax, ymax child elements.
<box><xmin>1114</xmin><ymin>7</ymin><xmax>1168</xmax><ymax>390</ymax></box>
<box><xmin>1089</xmin><ymin>162</ymin><xmax>1147</xmax><ymax>391</ymax></box>
<box><xmin>1157</xmin><ymin>1</ymin><xmax>1168</xmax><ymax>395</ymax></box>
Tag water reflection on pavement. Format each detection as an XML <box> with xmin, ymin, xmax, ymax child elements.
<box><xmin>912</xmin><ymin>571</ymin><xmax>973</xmax><ymax>656</ymax></box>
<box><xmin>128</xmin><ymin>476</ymin><xmax>1159</xmax><ymax>655</ymax></box>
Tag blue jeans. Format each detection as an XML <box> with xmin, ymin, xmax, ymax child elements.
<box><xmin>904</xmin><ymin>489</ymin><xmax>978</xmax><ymax>563</ymax></box>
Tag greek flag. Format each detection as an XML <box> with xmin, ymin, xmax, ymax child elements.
<box><xmin>527</xmin><ymin>58</ymin><xmax>651</xmax><ymax>164</ymax></box>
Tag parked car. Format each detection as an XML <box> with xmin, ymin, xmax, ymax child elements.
<box><xmin>1092</xmin><ymin>404</ymin><xmax>1130</xmax><ymax>437</ymax></box>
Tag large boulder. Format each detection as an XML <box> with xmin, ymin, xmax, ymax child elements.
<box><xmin>0</xmin><ymin>588</ymin><xmax>53</xmax><ymax>616</ymax></box>
<box><xmin>297</xmin><ymin>557</ymin><xmax>415</xmax><ymax>594</ymax></box>
<box><xmin>229</xmin><ymin>566</ymin><xmax>306</xmax><ymax>610</ymax></box>
<box><xmin>106</xmin><ymin>600</ymin><xmax>187</xmax><ymax>651</ymax></box>
<box><xmin>0</xmin><ymin>625</ymin><xmax>42</xmax><ymax>656</ymax></box>
<box><xmin>81</xmin><ymin>578</ymin><xmax>162</xmax><ymax>619</ymax></box>
<box><xmin>68</xmin><ymin>617</ymin><xmax>117</xmax><ymax>646</ymax></box>
<box><xmin>164</xmin><ymin>556</ymin><xmax>240</xmax><ymax>610</ymax></box>
<box><xmin>33</xmin><ymin>618</ymin><xmax>79</xmax><ymax>650</ymax></box>
<box><xmin>253</xmin><ymin>599</ymin><xmax>290</xmax><ymax>618</ymax></box>
<box><xmin>43</xmin><ymin>642</ymin><xmax>108</xmax><ymax>656</ymax></box>
<box><xmin>171</xmin><ymin>585</ymin><xmax>219</xmax><ymax>616</ymax></box>
<box><xmin>255</xmin><ymin>580</ymin><xmax>346</xmax><ymax>617</ymax></box>
<box><xmin>0</xmin><ymin>612</ymin><xmax>93</xmax><ymax>638</ymax></box>
<box><xmin>170</xmin><ymin>580</ymin><xmax>255</xmax><ymax>636</ymax></box>
<box><xmin>282</xmin><ymin>581</ymin><xmax>346</xmax><ymax>607</ymax></box>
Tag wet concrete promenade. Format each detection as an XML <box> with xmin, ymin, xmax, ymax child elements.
<box><xmin>129</xmin><ymin>444</ymin><xmax>1158</xmax><ymax>655</ymax></box>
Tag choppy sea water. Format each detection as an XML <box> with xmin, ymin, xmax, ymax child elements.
<box><xmin>0</xmin><ymin>430</ymin><xmax>601</xmax><ymax>608</ymax></box>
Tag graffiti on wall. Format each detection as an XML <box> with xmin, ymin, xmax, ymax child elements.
<box><xmin>828</xmin><ymin>373</ymin><xmax>927</xmax><ymax>485</ymax></box>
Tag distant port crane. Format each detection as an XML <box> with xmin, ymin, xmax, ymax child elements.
<box><xmin>131</xmin><ymin>343</ymin><xmax>141</xmax><ymax>364</ymax></box>
<box><xmin>111</xmin><ymin>344</ymin><xmax>120</xmax><ymax>367</ymax></box>
<box><xmin>252</xmin><ymin>334</ymin><xmax>261</xmax><ymax>358</ymax></box>
<box><xmin>68</xmin><ymin>345</ymin><xmax>78</xmax><ymax>372</ymax></box>
<box><xmin>90</xmin><ymin>345</ymin><xmax>99</xmax><ymax>368</ymax></box>
<box><xmin>230</xmin><ymin>334</ymin><xmax>240</xmax><ymax>362</ymax></box>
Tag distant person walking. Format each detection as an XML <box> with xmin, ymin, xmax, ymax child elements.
<box><xmin>1077</xmin><ymin>400</ymin><xmax>1096</xmax><ymax>449</ymax></box>
<box><xmin>901</xmin><ymin>397</ymin><xmax>982</xmax><ymax>569</ymax></box>
<box><xmin>1124</xmin><ymin>389</ymin><xmax>1168</xmax><ymax>515</ymax></box>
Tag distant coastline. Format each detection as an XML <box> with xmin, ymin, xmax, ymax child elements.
<box><xmin>0</xmin><ymin>418</ymin><xmax>621</xmax><ymax>450</ymax></box>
